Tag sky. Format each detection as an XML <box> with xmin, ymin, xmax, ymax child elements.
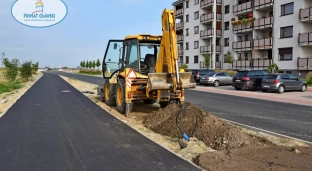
<box><xmin>0</xmin><ymin>0</ymin><xmax>173</xmax><ymax>68</ymax></box>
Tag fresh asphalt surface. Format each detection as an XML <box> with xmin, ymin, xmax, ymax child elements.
<box><xmin>0</xmin><ymin>73</ymin><xmax>200</xmax><ymax>171</ymax></box>
<box><xmin>56</xmin><ymin>72</ymin><xmax>312</xmax><ymax>143</ymax></box>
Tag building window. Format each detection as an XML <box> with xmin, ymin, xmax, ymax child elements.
<box><xmin>186</xmin><ymin>42</ymin><xmax>189</xmax><ymax>50</ymax></box>
<box><xmin>194</xmin><ymin>11</ymin><xmax>199</xmax><ymax>20</ymax></box>
<box><xmin>278</xmin><ymin>48</ymin><xmax>292</xmax><ymax>60</ymax></box>
<box><xmin>224</xmin><ymin>54</ymin><xmax>227</xmax><ymax>63</ymax></box>
<box><xmin>194</xmin><ymin>56</ymin><xmax>198</xmax><ymax>63</ymax></box>
<box><xmin>280</xmin><ymin>26</ymin><xmax>293</xmax><ymax>38</ymax></box>
<box><xmin>186</xmin><ymin>14</ymin><xmax>189</xmax><ymax>22</ymax></box>
<box><xmin>194</xmin><ymin>26</ymin><xmax>199</xmax><ymax>34</ymax></box>
<box><xmin>216</xmin><ymin>55</ymin><xmax>220</xmax><ymax>62</ymax></box>
<box><xmin>194</xmin><ymin>0</ymin><xmax>199</xmax><ymax>5</ymax></box>
<box><xmin>281</xmin><ymin>2</ymin><xmax>294</xmax><ymax>16</ymax></box>
<box><xmin>225</xmin><ymin>5</ymin><xmax>229</xmax><ymax>14</ymax></box>
<box><xmin>186</xmin><ymin>0</ymin><xmax>189</xmax><ymax>8</ymax></box>
<box><xmin>194</xmin><ymin>41</ymin><xmax>199</xmax><ymax>49</ymax></box>
<box><xmin>186</xmin><ymin>28</ymin><xmax>189</xmax><ymax>36</ymax></box>
<box><xmin>224</xmin><ymin>38</ymin><xmax>229</xmax><ymax>46</ymax></box>
<box><xmin>224</xmin><ymin>21</ymin><xmax>229</xmax><ymax>30</ymax></box>
<box><xmin>186</xmin><ymin>56</ymin><xmax>189</xmax><ymax>64</ymax></box>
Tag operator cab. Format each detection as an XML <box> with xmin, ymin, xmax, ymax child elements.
<box><xmin>102</xmin><ymin>34</ymin><xmax>161</xmax><ymax>79</ymax></box>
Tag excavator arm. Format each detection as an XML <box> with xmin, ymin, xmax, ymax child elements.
<box><xmin>147</xmin><ymin>9</ymin><xmax>196</xmax><ymax>96</ymax></box>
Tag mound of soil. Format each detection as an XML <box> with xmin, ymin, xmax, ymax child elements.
<box><xmin>193</xmin><ymin>146</ymin><xmax>312</xmax><ymax>171</ymax></box>
<box><xmin>143</xmin><ymin>102</ymin><xmax>271</xmax><ymax>150</ymax></box>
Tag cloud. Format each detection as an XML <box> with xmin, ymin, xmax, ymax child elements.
<box><xmin>11</xmin><ymin>0</ymin><xmax>67</xmax><ymax>27</ymax></box>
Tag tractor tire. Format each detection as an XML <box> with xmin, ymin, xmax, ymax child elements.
<box><xmin>159</xmin><ymin>100</ymin><xmax>178</xmax><ymax>108</ymax></box>
<box><xmin>104</xmin><ymin>80</ymin><xmax>116</xmax><ymax>106</ymax></box>
<box><xmin>116</xmin><ymin>78</ymin><xmax>133</xmax><ymax>114</ymax></box>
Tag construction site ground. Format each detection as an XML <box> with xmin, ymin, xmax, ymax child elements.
<box><xmin>58</xmin><ymin>73</ymin><xmax>312</xmax><ymax>171</ymax></box>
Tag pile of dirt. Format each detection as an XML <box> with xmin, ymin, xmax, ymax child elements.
<box><xmin>193</xmin><ymin>146</ymin><xmax>312</xmax><ymax>171</ymax></box>
<box><xmin>143</xmin><ymin>102</ymin><xmax>271</xmax><ymax>150</ymax></box>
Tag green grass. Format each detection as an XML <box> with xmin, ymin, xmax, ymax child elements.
<box><xmin>0</xmin><ymin>81</ymin><xmax>23</xmax><ymax>94</ymax></box>
<box><xmin>301</xmin><ymin>78</ymin><xmax>312</xmax><ymax>87</ymax></box>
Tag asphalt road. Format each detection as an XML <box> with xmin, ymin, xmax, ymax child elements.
<box><xmin>56</xmin><ymin>72</ymin><xmax>312</xmax><ymax>143</ymax></box>
<box><xmin>0</xmin><ymin>73</ymin><xmax>200</xmax><ymax>171</ymax></box>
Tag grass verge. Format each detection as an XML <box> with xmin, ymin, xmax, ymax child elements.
<box><xmin>0</xmin><ymin>81</ymin><xmax>23</xmax><ymax>94</ymax></box>
<box><xmin>302</xmin><ymin>78</ymin><xmax>312</xmax><ymax>87</ymax></box>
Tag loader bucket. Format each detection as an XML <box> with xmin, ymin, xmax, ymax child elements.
<box><xmin>147</xmin><ymin>72</ymin><xmax>196</xmax><ymax>91</ymax></box>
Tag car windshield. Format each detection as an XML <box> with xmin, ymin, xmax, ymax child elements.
<box><xmin>199</xmin><ymin>70</ymin><xmax>212</xmax><ymax>75</ymax></box>
<box><xmin>263</xmin><ymin>75</ymin><xmax>277</xmax><ymax>79</ymax></box>
<box><xmin>235</xmin><ymin>71</ymin><xmax>248</xmax><ymax>77</ymax></box>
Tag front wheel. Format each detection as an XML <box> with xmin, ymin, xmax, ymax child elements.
<box><xmin>116</xmin><ymin>78</ymin><xmax>132</xmax><ymax>114</ymax></box>
<box><xmin>300</xmin><ymin>84</ymin><xmax>307</xmax><ymax>92</ymax></box>
<box><xmin>104</xmin><ymin>80</ymin><xmax>116</xmax><ymax>106</ymax></box>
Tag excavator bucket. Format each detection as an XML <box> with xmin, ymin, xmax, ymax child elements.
<box><xmin>147</xmin><ymin>72</ymin><xmax>196</xmax><ymax>90</ymax></box>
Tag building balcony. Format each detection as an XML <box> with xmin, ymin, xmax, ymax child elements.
<box><xmin>176</xmin><ymin>22</ymin><xmax>183</xmax><ymax>30</ymax></box>
<box><xmin>232</xmin><ymin>22</ymin><xmax>253</xmax><ymax>33</ymax></box>
<box><xmin>175</xmin><ymin>9</ymin><xmax>184</xmax><ymax>19</ymax></box>
<box><xmin>299</xmin><ymin>7</ymin><xmax>312</xmax><ymax>22</ymax></box>
<box><xmin>254</xmin><ymin>0</ymin><xmax>274</xmax><ymax>10</ymax></box>
<box><xmin>253</xmin><ymin>37</ymin><xmax>272</xmax><ymax>50</ymax></box>
<box><xmin>199</xmin><ymin>61</ymin><xmax>221</xmax><ymax>69</ymax></box>
<box><xmin>253</xmin><ymin>16</ymin><xmax>273</xmax><ymax>30</ymax></box>
<box><xmin>232</xmin><ymin>41</ymin><xmax>252</xmax><ymax>51</ymax></box>
<box><xmin>200</xmin><ymin>13</ymin><xmax>222</xmax><ymax>24</ymax></box>
<box><xmin>177</xmin><ymin>35</ymin><xmax>183</xmax><ymax>43</ymax></box>
<box><xmin>178</xmin><ymin>49</ymin><xmax>183</xmax><ymax>56</ymax></box>
<box><xmin>172</xmin><ymin>0</ymin><xmax>183</xmax><ymax>6</ymax></box>
<box><xmin>200</xmin><ymin>29</ymin><xmax>222</xmax><ymax>39</ymax></box>
<box><xmin>297</xmin><ymin>57</ymin><xmax>312</xmax><ymax>70</ymax></box>
<box><xmin>298</xmin><ymin>32</ymin><xmax>312</xmax><ymax>46</ymax></box>
<box><xmin>233</xmin><ymin>1</ymin><xmax>253</xmax><ymax>16</ymax></box>
<box><xmin>200</xmin><ymin>45</ymin><xmax>222</xmax><ymax>54</ymax></box>
<box><xmin>200</xmin><ymin>0</ymin><xmax>222</xmax><ymax>9</ymax></box>
<box><xmin>232</xmin><ymin>59</ymin><xmax>272</xmax><ymax>70</ymax></box>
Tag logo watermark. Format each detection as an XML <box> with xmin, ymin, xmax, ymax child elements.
<box><xmin>11</xmin><ymin>0</ymin><xmax>68</xmax><ymax>28</ymax></box>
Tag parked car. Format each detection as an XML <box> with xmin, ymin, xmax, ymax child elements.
<box><xmin>261</xmin><ymin>73</ymin><xmax>308</xmax><ymax>93</ymax></box>
<box><xmin>200</xmin><ymin>72</ymin><xmax>233</xmax><ymax>87</ymax></box>
<box><xmin>192</xmin><ymin>69</ymin><xmax>214</xmax><ymax>84</ymax></box>
<box><xmin>232</xmin><ymin>69</ymin><xmax>269</xmax><ymax>90</ymax></box>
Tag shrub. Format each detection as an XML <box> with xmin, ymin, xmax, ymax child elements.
<box><xmin>20</xmin><ymin>61</ymin><xmax>33</xmax><ymax>81</ymax></box>
<box><xmin>32</xmin><ymin>62</ymin><xmax>39</xmax><ymax>74</ymax></box>
<box><xmin>79</xmin><ymin>68</ymin><xmax>102</xmax><ymax>75</ymax></box>
<box><xmin>307</xmin><ymin>71</ymin><xmax>312</xmax><ymax>80</ymax></box>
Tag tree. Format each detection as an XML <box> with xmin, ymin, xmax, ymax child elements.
<box><xmin>86</xmin><ymin>60</ymin><xmax>89</xmax><ymax>68</ymax></box>
<box><xmin>204</xmin><ymin>54</ymin><xmax>210</xmax><ymax>69</ymax></box>
<box><xmin>82</xmin><ymin>60</ymin><xmax>85</xmax><ymax>68</ymax></box>
<box><xmin>92</xmin><ymin>60</ymin><xmax>96</xmax><ymax>69</ymax></box>
<box><xmin>80</xmin><ymin>61</ymin><xmax>83</xmax><ymax>68</ymax></box>
<box><xmin>225</xmin><ymin>50</ymin><xmax>234</xmax><ymax>70</ymax></box>
<box><xmin>267</xmin><ymin>63</ymin><xmax>279</xmax><ymax>73</ymax></box>
<box><xmin>2</xmin><ymin>56</ymin><xmax>20</xmax><ymax>82</ymax></box>
<box><xmin>88</xmin><ymin>61</ymin><xmax>92</xmax><ymax>68</ymax></box>
<box><xmin>32</xmin><ymin>62</ymin><xmax>39</xmax><ymax>74</ymax></box>
<box><xmin>96</xmin><ymin>59</ymin><xmax>101</xmax><ymax>69</ymax></box>
<box><xmin>20</xmin><ymin>60</ymin><xmax>33</xmax><ymax>81</ymax></box>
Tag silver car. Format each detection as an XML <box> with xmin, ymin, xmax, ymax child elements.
<box><xmin>199</xmin><ymin>72</ymin><xmax>233</xmax><ymax>87</ymax></box>
<box><xmin>261</xmin><ymin>73</ymin><xmax>308</xmax><ymax>93</ymax></box>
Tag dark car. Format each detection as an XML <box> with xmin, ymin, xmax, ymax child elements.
<box><xmin>192</xmin><ymin>69</ymin><xmax>214</xmax><ymax>84</ymax></box>
<box><xmin>261</xmin><ymin>73</ymin><xmax>308</xmax><ymax>93</ymax></box>
<box><xmin>232</xmin><ymin>70</ymin><xmax>269</xmax><ymax>90</ymax></box>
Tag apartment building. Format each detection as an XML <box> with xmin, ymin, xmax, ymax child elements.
<box><xmin>173</xmin><ymin>0</ymin><xmax>312</xmax><ymax>77</ymax></box>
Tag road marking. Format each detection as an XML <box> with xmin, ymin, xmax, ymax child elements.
<box><xmin>221</xmin><ymin>118</ymin><xmax>312</xmax><ymax>146</ymax></box>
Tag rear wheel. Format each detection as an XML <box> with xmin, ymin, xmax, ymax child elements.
<box><xmin>143</xmin><ymin>99</ymin><xmax>156</xmax><ymax>104</ymax></box>
<box><xmin>300</xmin><ymin>84</ymin><xmax>307</xmax><ymax>92</ymax></box>
<box><xmin>277</xmin><ymin>85</ymin><xmax>284</xmax><ymax>94</ymax></box>
<box><xmin>234</xmin><ymin>87</ymin><xmax>241</xmax><ymax>90</ymax></box>
<box><xmin>104</xmin><ymin>80</ymin><xmax>116</xmax><ymax>106</ymax></box>
<box><xmin>116</xmin><ymin>78</ymin><xmax>133</xmax><ymax>114</ymax></box>
<box><xmin>159</xmin><ymin>100</ymin><xmax>179</xmax><ymax>108</ymax></box>
<box><xmin>213</xmin><ymin>80</ymin><xmax>220</xmax><ymax>87</ymax></box>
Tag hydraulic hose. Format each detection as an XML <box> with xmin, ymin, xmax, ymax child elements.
<box><xmin>175</xmin><ymin>104</ymin><xmax>198</xmax><ymax>141</ymax></box>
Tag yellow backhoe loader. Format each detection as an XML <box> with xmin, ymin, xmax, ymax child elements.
<box><xmin>97</xmin><ymin>9</ymin><xmax>196</xmax><ymax>116</ymax></box>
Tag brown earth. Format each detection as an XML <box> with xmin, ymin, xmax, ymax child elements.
<box><xmin>143</xmin><ymin>102</ymin><xmax>272</xmax><ymax>150</ymax></box>
<box><xmin>60</xmin><ymin>75</ymin><xmax>312</xmax><ymax>171</ymax></box>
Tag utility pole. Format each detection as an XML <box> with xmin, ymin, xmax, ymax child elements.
<box><xmin>212</xmin><ymin>0</ymin><xmax>217</xmax><ymax>70</ymax></box>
